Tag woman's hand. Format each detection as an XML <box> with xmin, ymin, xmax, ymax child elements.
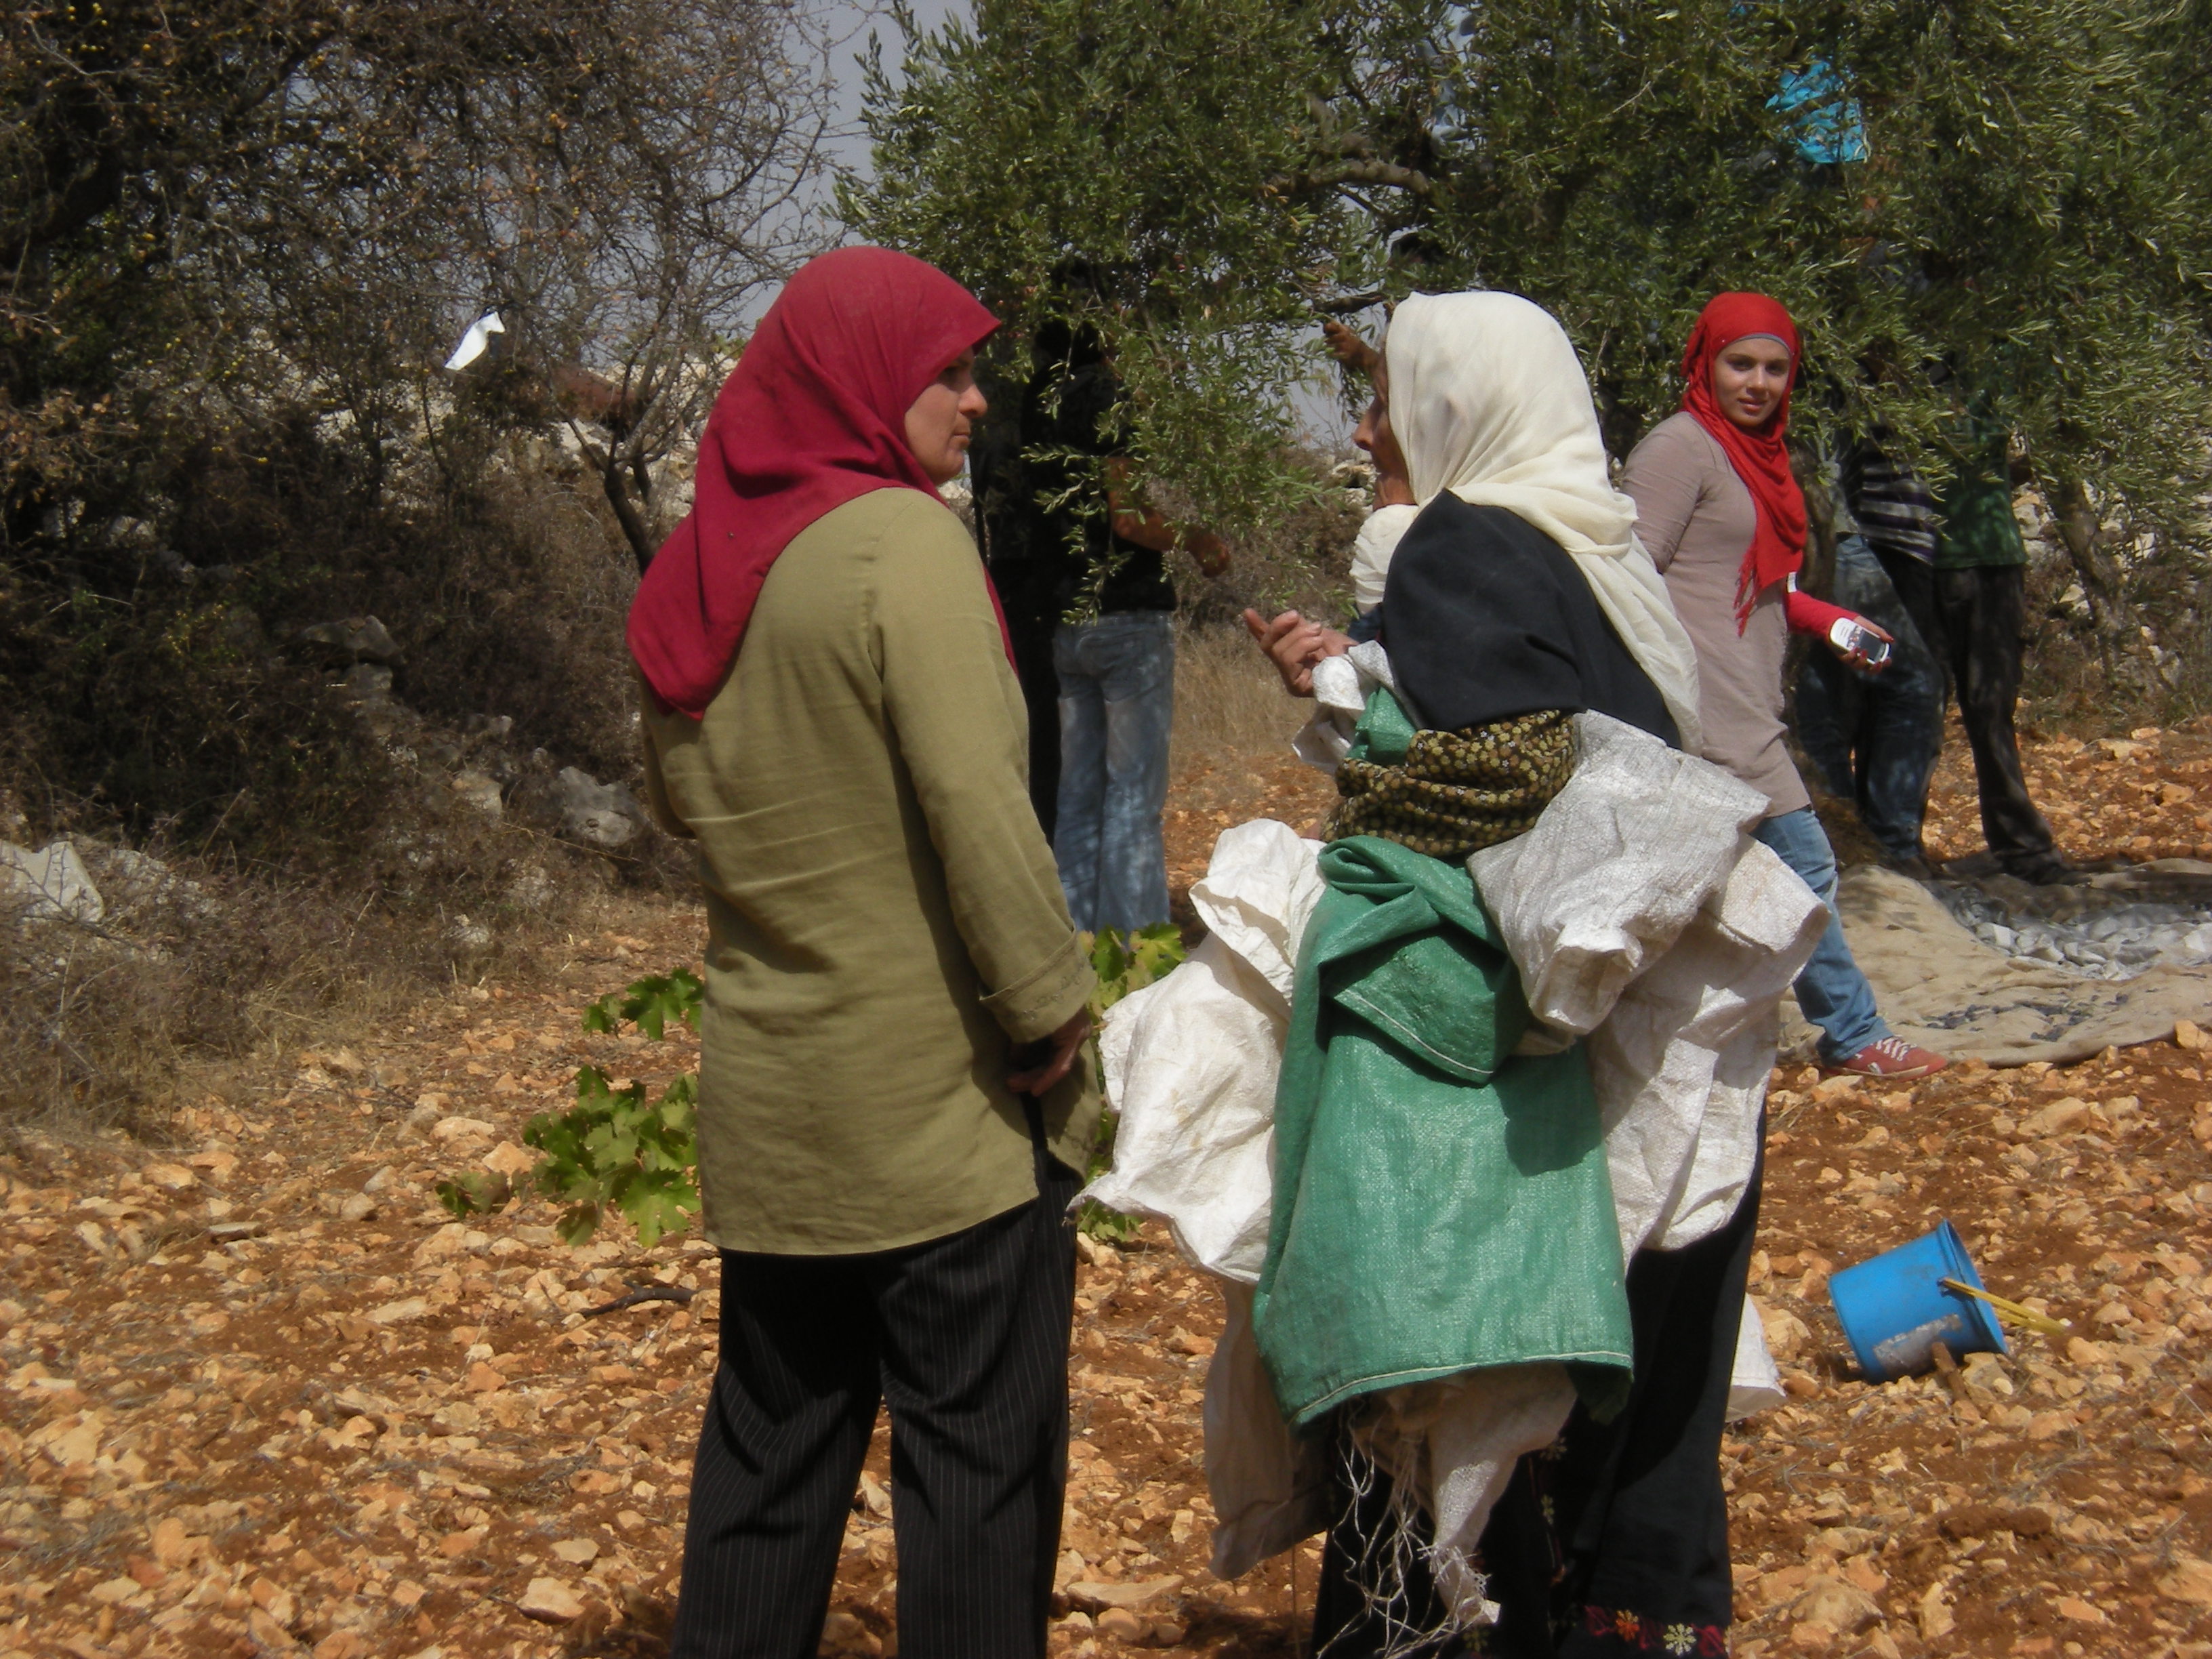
<box><xmin>1322</xmin><ymin>319</ymin><xmax>1382</xmax><ymax>377</ymax></box>
<box><xmin>1241</xmin><ymin>608</ymin><xmax>1350</xmax><ymax>697</ymax></box>
<box><xmin>1825</xmin><ymin>615</ymin><xmax>1895</xmax><ymax>674</ymax></box>
<box><xmin>1008</xmin><ymin>1009</ymin><xmax>1090</xmax><ymax>1097</ymax></box>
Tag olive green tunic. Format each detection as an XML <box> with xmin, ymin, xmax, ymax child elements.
<box><xmin>640</xmin><ymin>488</ymin><xmax>1099</xmax><ymax>1254</ymax></box>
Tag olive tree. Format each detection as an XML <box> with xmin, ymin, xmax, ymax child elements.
<box><xmin>850</xmin><ymin>0</ymin><xmax>2212</xmax><ymax>663</ymax></box>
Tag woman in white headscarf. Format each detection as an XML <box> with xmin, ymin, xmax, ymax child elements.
<box><xmin>1250</xmin><ymin>293</ymin><xmax>1702</xmax><ymax>752</ymax></box>
<box><xmin>1248</xmin><ymin>295</ymin><xmax>1767</xmax><ymax>1659</ymax></box>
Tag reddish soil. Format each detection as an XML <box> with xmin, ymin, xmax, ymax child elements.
<box><xmin>5</xmin><ymin>721</ymin><xmax>2211</xmax><ymax>1659</ymax></box>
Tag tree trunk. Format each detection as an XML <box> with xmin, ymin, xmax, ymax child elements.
<box><xmin>601</xmin><ymin>449</ymin><xmax>659</xmax><ymax>575</ymax></box>
<box><xmin>2047</xmin><ymin>472</ymin><xmax>2132</xmax><ymax>688</ymax></box>
<box><xmin>569</xmin><ymin>419</ymin><xmax>660</xmax><ymax>574</ymax></box>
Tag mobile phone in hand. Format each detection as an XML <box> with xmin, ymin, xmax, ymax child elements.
<box><xmin>1828</xmin><ymin>617</ymin><xmax>1892</xmax><ymax>667</ymax></box>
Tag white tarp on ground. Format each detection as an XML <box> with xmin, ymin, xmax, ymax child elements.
<box><xmin>1089</xmin><ymin>713</ymin><xmax>1821</xmax><ymax>1598</ymax></box>
<box><xmin>1822</xmin><ymin>866</ymin><xmax>2212</xmax><ymax>1066</ymax></box>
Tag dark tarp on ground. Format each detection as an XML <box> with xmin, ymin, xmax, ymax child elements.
<box><xmin>1793</xmin><ymin>865</ymin><xmax>2212</xmax><ymax>1065</ymax></box>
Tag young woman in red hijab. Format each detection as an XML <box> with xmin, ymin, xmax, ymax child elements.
<box><xmin>633</xmin><ymin>246</ymin><xmax>1097</xmax><ymax>1659</ymax></box>
<box><xmin>1620</xmin><ymin>293</ymin><xmax>1944</xmax><ymax>1080</ymax></box>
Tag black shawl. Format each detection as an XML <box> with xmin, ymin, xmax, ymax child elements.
<box><xmin>1380</xmin><ymin>495</ymin><xmax>1680</xmax><ymax>748</ymax></box>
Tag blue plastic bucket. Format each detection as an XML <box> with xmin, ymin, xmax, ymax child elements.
<box><xmin>1827</xmin><ymin>1220</ymin><xmax>2008</xmax><ymax>1382</ymax></box>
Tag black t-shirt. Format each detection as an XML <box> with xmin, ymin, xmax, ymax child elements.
<box><xmin>979</xmin><ymin>361</ymin><xmax>1174</xmax><ymax>623</ymax></box>
<box><xmin>1382</xmin><ymin>495</ymin><xmax>1679</xmax><ymax>747</ymax></box>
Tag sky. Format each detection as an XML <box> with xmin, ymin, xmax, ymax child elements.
<box><xmin>816</xmin><ymin>0</ymin><xmax>967</xmax><ymax>182</ymax></box>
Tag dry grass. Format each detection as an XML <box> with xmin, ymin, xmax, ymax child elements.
<box><xmin>1170</xmin><ymin>621</ymin><xmax>1311</xmax><ymax>782</ymax></box>
<box><xmin>0</xmin><ymin>885</ymin><xmax>398</xmax><ymax>1147</ymax></box>
<box><xmin>1163</xmin><ymin>624</ymin><xmax>1341</xmax><ymax>907</ymax></box>
<box><xmin>0</xmin><ymin>803</ymin><xmax>673</xmax><ymax>1149</ymax></box>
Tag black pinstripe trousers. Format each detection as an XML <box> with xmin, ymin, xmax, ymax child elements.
<box><xmin>670</xmin><ymin>1147</ymin><xmax>1081</xmax><ymax>1659</ymax></box>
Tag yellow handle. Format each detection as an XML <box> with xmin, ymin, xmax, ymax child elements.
<box><xmin>1939</xmin><ymin>1277</ymin><xmax>2071</xmax><ymax>1338</ymax></box>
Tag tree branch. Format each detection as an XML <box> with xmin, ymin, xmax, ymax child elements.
<box><xmin>1269</xmin><ymin>159</ymin><xmax>1433</xmax><ymax>198</ymax></box>
<box><xmin>569</xmin><ymin>419</ymin><xmax>660</xmax><ymax>574</ymax></box>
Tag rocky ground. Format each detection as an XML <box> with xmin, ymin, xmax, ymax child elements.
<box><xmin>5</xmin><ymin>715</ymin><xmax>2212</xmax><ymax>1659</ymax></box>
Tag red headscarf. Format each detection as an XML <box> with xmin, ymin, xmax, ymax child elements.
<box><xmin>1679</xmin><ymin>292</ymin><xmax>1806</xmax><ymax>628</ymax></box>
<box><xmin>628</xmin><ymin>245</ymin><xmax>1004</xmax><ymax>717</ymax></box>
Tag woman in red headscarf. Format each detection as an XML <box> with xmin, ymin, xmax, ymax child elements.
<box><xmin>632</xmin><ymin>247</ymin><xmax>1097</xmax><ymax>1659</ymax></box>
<box><xmin>1621</xmin><ymin>293</ymin><xmax>1944</xmax><ymax>1086</ymax></box>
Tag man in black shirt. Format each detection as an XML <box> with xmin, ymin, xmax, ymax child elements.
<box><xmin>975</xmin><ymin>325</ymin><xmax>1225</xmax><ymax>930</ymax></box>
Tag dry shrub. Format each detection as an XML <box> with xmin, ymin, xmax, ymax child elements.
<box><xmin>0</xmin><ymin>752</ymin><xmax>655</xmax><ymax>1144</ymax></box>
<box><xmin>0</xmin><ymin>869</ymin><xmax>409</xmax><ymax>1143</ymax></box>
<box><xmin>1166</xmin><ymin>450</ymin><xmax>1364</xmax><ymax>785</ymax></box>
<box><xmin>2014</xmin><ymin>537</ymin><xmax>2212</xmax><ymax>737</ymax></box>
<box><xmin>2018</xmin><ymin>554</ymin><xmax>2130</xmax><ymax>734</ymax></box>
<box><xmin>293</xmin><ymin>444</ymin><xmax>647</xmax><ymax>786</ymax></box>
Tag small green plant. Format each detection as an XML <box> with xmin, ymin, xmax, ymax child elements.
<box><xmin>433</xmin><ymin>1169</ymin><xmax>512</xmax><ymax>1216</ymax></box>
<box><xmin>1078</xmin><ymin>925</ymin><xmax>1187</xmax><ymax>1244</ymax></box>
<box><xmin>1084</xmin><ymin>924</ymin><xmax>1186</xmax><ymax>1021</ymax></box>
<box><xmin>440</xmin><ymin>933</ymin><xmax>1189</xmax><ymax>1250</ymax></box>
<box><xmin>581</xmin><ymin>968</ymin><xmax>703</xmax><ymax>1039</ymax></box>
<box><xmin>525</xmin><ymin>1067</ymin><xmax>700</xmax><ymax>1247</ymax></box>
<box><xmin>438</xmin><ymin>967</ymin><xmax>703</xmax><ymax>1247</ymax></box>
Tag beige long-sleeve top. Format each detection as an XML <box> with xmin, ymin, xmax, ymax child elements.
<box><xmin>640</xmin><ymin>487</ymin><xmax>1099</xmax><ymax>1254</ymax></box>
<box><xmin>1619</xmin><ymin>413</ymin><xmax>1809</xmax><ymax>817</ymax></box>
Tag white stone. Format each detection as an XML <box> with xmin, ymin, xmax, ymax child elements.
<box><xmin>0</xmin><ymin>840</ymin><xmax>104</xmax><ymax>924</ymax></box>
<box><xmin>517</xmin><ymin>1577</ymin><xmax>586</xmax><ymax>1622</ymax></box>
<box><xmin>451</xmin><ymin>772</ymin><xmax>503</xmax><ymax>817</ymax></box>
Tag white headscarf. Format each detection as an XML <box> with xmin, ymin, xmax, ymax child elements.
<box><xmin>1384</xmin><ymin>291</ymin><xmax>1704</xmax><ymax>752</ymax></box>
<box><xmin>1349</xmin><ymin>503</ymin><xmax>1419</xmax><ymax>613</ymax></box>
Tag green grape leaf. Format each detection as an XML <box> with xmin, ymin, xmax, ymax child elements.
<box><xmin>618</xmin><ymin>969</ymin><xmax>704</xmax><ymax>1040</ymax></box>
<box><xmin>451</xmin><ymin>987</ymin><xmax>705</xmax><ymax>1253</ymax></box>
<box><xmin>615</xmin><ymin>1166</ymin><xmax>701</xmax><ymax>1248</ymax></box>
<box><xmin>1087</xmin><ymin>924</ymin><xmax>1188</xmax><ymax>1016</ymax></box>
<box><xmin>1078</xmin><ymin>1200</ymin><xmax>1144</xmax><ymax>1246</ymax></box>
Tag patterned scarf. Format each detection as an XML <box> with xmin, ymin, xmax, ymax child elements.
<box><xmin>1328</xmin><ymin>709</ymin><xmax>1575</xmax><ymax>861</ymax></box>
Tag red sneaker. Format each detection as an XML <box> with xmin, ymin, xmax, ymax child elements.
<box><xmin>1824</xmin><ymin>1036</ymin><xmax>1948</xmax><ymax>1080</ymax></box>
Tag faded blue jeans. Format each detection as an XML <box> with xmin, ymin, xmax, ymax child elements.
<box><xmin>1053</xmin><ymin>611</ymin><xmax>1174</xmax><ymax>933</ymax></box>
<box><xmin>1753</xmin><ymin>808</ymin><xmax>1891</xmax><ymax>1064</ymax></box>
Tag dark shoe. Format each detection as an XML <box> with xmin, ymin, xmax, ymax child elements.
<box><xmin>1822</xmin><ymin>1036</ymin><xmax>1949</xmax><ymax>1080</ymax></box>
<box><xmin>2003</xmin><ymin>853</ymin><xmax>2073</xmax><ymax>886</ymax></box>
<box><xmin>1884</xmin><ymin>854</ymin><xmax>1939</xmax><ymax>882</ymax></box>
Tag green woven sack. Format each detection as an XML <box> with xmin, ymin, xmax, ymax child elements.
<box><xmin>1252</xmin><ymin>819</ymin><xmax>1633</xmax><ymax>1429</ymax></box>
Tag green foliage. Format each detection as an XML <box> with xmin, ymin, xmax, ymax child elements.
<box><xmin>853</xmin><ymin>0</ymin><xmax>2212</xmax><ymax>672</ymax></box>
<box><xmin>581</xmin><ymin>968</ymin><xmax>703</xmax><ymax>1041</ymax></box>
<box><xmin>1076</xmin><ymin>924</ymin><xmax>1188</xmax><ymax>1244</ymax></box>
<box><xmin>1075</xmin><ymin>1181</ymin><xmax>1146</xmax><ymax>1248</ymax></box>
<box><xmin>525</xmin><ymin>1068</ymin><xmax>701</xmax><ymax>1248</ymax></box>
<box><xmin>435</xmin><ymin>1170</ymin><xmax>514</xmax><ymax>1218</ymax></box>
<box><xmin>841</xmin><ymin>0</ymin><xmax>1361</xmax><ymax>546</ymax></box>
<box><xmin>1084</xmin><ymin>923</ymin><xmax>1188</xmax><ymax>1022</ymax></box>
<box><xmin>442</xmin><ymin>968</ymin><xmax>704</xmax><ymax>1247</ymax></box>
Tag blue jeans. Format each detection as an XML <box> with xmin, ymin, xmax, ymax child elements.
<box><xmin>1753</xmin><ymin>808</ymin><xmax>1891</xmax><ymax>1063</ymax></box>
<box><xmin>1053</xmin><ymin>612</ymin><xmax>1174</xmax><ymax>933</ymax></box>
<box><xmin>1793</xmin><ymin>535</ymin><xmax>1945</xmax><ymax>864</ymax></box>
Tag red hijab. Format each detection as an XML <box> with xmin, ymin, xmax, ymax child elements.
<box><xmin>1679</xmin><ymin>292</ymin><xmax>1806</xmax><ymax>628</ymax></box>
<box><xmin>628</xmin><ymin>245</ymin><xmax>1004</xmax><ymax>717</ymax></box>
